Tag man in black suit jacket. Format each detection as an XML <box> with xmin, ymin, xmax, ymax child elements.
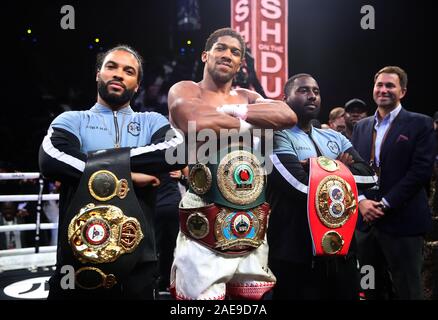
<box><xmin>352</xmin><ymin>66</ymin><xmax>435</xmax><ymax>299</ymax></box>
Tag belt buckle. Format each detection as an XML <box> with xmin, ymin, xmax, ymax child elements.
<box><xmin>75</xmin><ymin>267</ymin><xmax>117</xmax><ymax>290</ymax></box>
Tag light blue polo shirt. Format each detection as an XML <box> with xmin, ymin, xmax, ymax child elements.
<box><xmin>50</xmin><ymin>103</ymin><xmax>169</xmax><ymax>153</ymax></box>
<box><xmin>274</xmin><ymin>125</ymin><xmax>352</xmax><ymax>160</ymax></box>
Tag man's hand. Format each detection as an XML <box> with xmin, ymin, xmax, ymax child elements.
<box><xmin>337</xmin><ymin>152</ymin><xmax>354</xmax><ymax>166</ymax></box>
<box><xmin>359</xmin><ymin>199</ymin><xmax>385</xmax><ymax>223</ymax></box>
<box><xmin>169</xmin><ymin>170</ymin><xmax>182</xmax><ymax>180</ymax></box>
<box><xmin>217</xmin><ymin>104</ymin><xmax>248</xmax><ymax>120</ymax></box>
<box><xmin>131</xmin><ymin>172</ymin><xmax>160</xmax><ymax>188</ymax></box>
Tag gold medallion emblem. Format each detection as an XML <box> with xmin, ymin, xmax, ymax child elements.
<box><xmin>217</xmin><ymin>150</ymin><xmax>265</xmax><ymax>206</ymax></box>
<box><xmin>315</xmin><ymin>175</ymin><xmax>357</xmax><ymax>228</ymax></box>
<box><xmin>317</xmin><ymin>156</ymin><xmax>339</xmax><ymax>172</ymax></box>
<box><xmin>189</xmin><ymin>163</ymin><xmax>212</xmax><ymax>195</ymax></box>
<box><xmin>75</xmin><ymin>266</ymin><xmax>117</xmax><ymax>290</ymax></box>
<box><xmin>214</xmin><ymin>207</ymin><xmax>264</xmax><ymax>251</ymax></box>
<box><xmin>88</xmin><ymin>170</ymin><xmax>129</xmax><ymax>201</ymax></box>
<box><xmin>68</xmin><ymin>203</ymin><xmax>143</xmax><ymax>264</ymax></box>
<box><xmin>186</xmin><ymin>212</ymin><xmax>209</xmax><ymax>239</ymax></box>
<box><xmin>321</xmin><ymin>231</ymin><xmax>344</xmax><ymax>254</ymax></box>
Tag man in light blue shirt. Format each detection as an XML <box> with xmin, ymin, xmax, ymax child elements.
<box><xmin>267</xmin><ymin>73</ymin><xmax>376</xmax><ymax>299</ymax></box>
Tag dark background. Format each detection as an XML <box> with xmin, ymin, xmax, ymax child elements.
<box><xmin>2</xmin><ymin>0</ymin><xmax>436</xmax><ymax>170</ymax></box>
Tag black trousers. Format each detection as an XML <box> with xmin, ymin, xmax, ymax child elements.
<box><xmin>47</xmin><ymin>261</ymin><xmax>157</xmax><ymax>300</ymax></box>
<box><xmin>154</xmin><ymin>204</ymin><xmax>179</xmax><ymax>291</ymax></box>
<box><xmin>269</xmin><ymin>255</ymin><xmax>360</xmax><ymax>300</ymax></box>
<box><xmin>356</xmin><ymin>227</ymin><xmax>425</xmax><ymax>300</ymax></box>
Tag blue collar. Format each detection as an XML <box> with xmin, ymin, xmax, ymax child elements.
<box><xmin>91</xmin><ymin>103</ymin><xmax>134</xmax><ymax>114</ymax></box>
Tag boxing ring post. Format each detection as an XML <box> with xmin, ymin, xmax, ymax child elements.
<box><xmin>34</xmin><ymin>177</ymin><xmax>44</xmax><ymax>253</ymax></box>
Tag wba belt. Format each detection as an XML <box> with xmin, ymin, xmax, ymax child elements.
<box><xmin>307</xmin><ymin>156</ymin><xmax>358</xmax><ymax>256</ymax></box>
<box><xmin>58</xmin><ymin>148</ymin><xmax>146</xmax><ymax>290</ymax></box>
<box><xmin>179</xmin><ymin>202</ymin><xmax>270</xmax><ymax>255</ymax></box>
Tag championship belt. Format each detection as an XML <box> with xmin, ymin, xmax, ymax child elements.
<box><xmin>183</xmin><ymin>147</ymin><xmax>269</xmax><ymax>254</ymax></box>
<box><xmin>307</xmin><ymin>156</ymin><xmax>358</xmax><ymax>256</ymax></box>
<box><xmin>58</xmin><ymin>148</ymin><xmax>148</xmax><ymax>290</ymax></box>
<box><xmin>179</xmin><ymin>202</ymin><xmax>270</xmax><ymax>255</ymax></box>
<box><xmin>188</xmin><ymin>148</ymin><xmax>266</xmax><ymax>210</ymax></box>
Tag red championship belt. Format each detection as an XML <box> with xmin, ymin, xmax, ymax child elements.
<box><xmin>307</xmin><ymin>156</ymin><xmax>358</xmax><ymax>256</ymax></box>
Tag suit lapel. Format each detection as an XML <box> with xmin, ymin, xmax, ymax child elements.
<box><xmin>380</xmin><ymin>108</ymin><xmax>406</xmax><ymax>163</ymax></box>
<box><xmin>362</xmin><ymin>117</ymin><xmax>375</xmax><ymax>161</ymax></box>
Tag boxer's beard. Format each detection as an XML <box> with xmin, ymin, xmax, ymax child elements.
<box><xmin>97</xmin><ymin>78</ymin><xmax>136</xmax><ymax>108</ymax></box>
<box><xmin>208</xmin><ymin>65</ymin><xmax>235</xmax><ymax>84</ymax></box>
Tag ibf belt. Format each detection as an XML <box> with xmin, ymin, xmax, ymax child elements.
<box><xmin>188</xmin><ymin>149</ymin><xmax>266</xmax><ymax>210</ymax></box>
<box><xmin>179</xmin><ymin>203</ymin><xmax>270</xmax><ymax>255</ymax></box>
<box><xmin>307</xmin><ymin>156</ymin><xmax>358</xmax><ymax>256</ymax></box>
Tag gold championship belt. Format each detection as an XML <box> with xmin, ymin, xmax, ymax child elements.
<box><xmin>216</xmin><ymin>150</ymin><xmax>265</xmax><ymax>206</ymax></box>
<box><xmin>308</xmin><ymin>156</ymin><xmax>358</xmax><ymax>255</ymax></box>
<box><xmin>183</xmin><ymin>149</ymin><xmax>269</xmax><ymax>254</ymax></box>
<box><xmin>188</xmin><ymin>149</ymin><xmax>266</xmax><ymax>209</ymax></box>
<box><xmin>180</xmin><ymin>202</ymin><xmax>270</xmax><ymax>255</ymax></box>
<box><xmin>68</xmin><ymin>203</ymin><xmax>143</xmax><ymax>264</ymax></box>
<box><xmin>58</xmin><ymin>148</ymin><xmax>148</xmax><ymax>292</ymax></box>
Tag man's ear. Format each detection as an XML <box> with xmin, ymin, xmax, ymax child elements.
<box><xmin>96</xmin><ymin>71</ymin><xmax>100</xmax><ymax>82</ymax></box>
<box><xmin>201</xmin><ymin>51</ymin><xmax>208</xmax><ymax>63</ymax></box>
<box><xmin>400</xmin><ymin>87</ymin><xmax>407</xmax><ymax>99</ymax></box>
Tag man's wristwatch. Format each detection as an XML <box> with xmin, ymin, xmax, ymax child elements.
<box><xmin>179</xmin><ymin>175</ymin><xmax>188</xmax><ymax>183</ymax></box>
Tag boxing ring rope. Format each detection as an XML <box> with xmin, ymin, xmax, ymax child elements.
<box><xmin>0</xmin><ymin>172</ymin><xmax>41</xmax><ymax>180</ymax></box>
<box><xmin>0</xmin><ymin>172</ymin><xmax>58</xmax><ymax>271</ymax></box>
<box><xmin>0</xmin><ymin>194</ymin><xmax>59</xmax><ymax>202</ymax></box>
<box><xmin>0</xmin><ymin>223</ymin><xmax>58</xmax><ymax>233</ymax></box>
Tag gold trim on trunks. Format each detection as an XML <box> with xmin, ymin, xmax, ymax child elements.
<box><xmin>75</xmin><ymin>266</ymin><xmax>117</xmax><ymax>290</ymax></box>
<box><xmin>88</xmin><ymin>170</ymin><xmax>129</xmax><ymax>201</ymax></box>
<box><xmin>321</xmin><ymin>231</ymin><xmax>344</xmax><ymax>254</ymax></box>
<box><xmin>217</xmin><ymin>150</ymin><xmax>265</xmax><ymax>206</ymax></box>
<box><xmin>189</xmin><ymin>163</ymin><xmax>212</xmax><ymax>195</ymax></box>
<box><xmin>317</xmin><ymin>156</ymin><xmax>339</xmax><ymax>172</ymax></box>
<box><xmin>214</xmin><ymin>206</ymin><xmax>266</xmax><ymax>251</ymax></box>
<box><xmin>315</xmin><ymin>175</ymin><xmax>357</xmax><ymax>228</ymax></box>
<box><xmin>68</xmin><ymin>203</ymin><xmax>143</xmax><ymax>264</ymax></box>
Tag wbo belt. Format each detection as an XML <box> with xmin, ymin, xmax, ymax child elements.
<box><xmin>179</xmin><ymin>202</ymin><xmax>270</xmax><ymax>255</ymax></box>
<box><xmin>307</xmin><ymin>156</ymin><xmax>358</xmax><ymax>256</ymax></box>
<box><xmin>188</xmin><ymin>148</ymin><xmax>266</xmax><ymax>210</ymax></box>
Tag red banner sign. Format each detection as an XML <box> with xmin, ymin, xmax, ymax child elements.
<box><xmin>231</xmin><ymin>0</ymin><xmax>288</xmax><ymax>99</ymax></box>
